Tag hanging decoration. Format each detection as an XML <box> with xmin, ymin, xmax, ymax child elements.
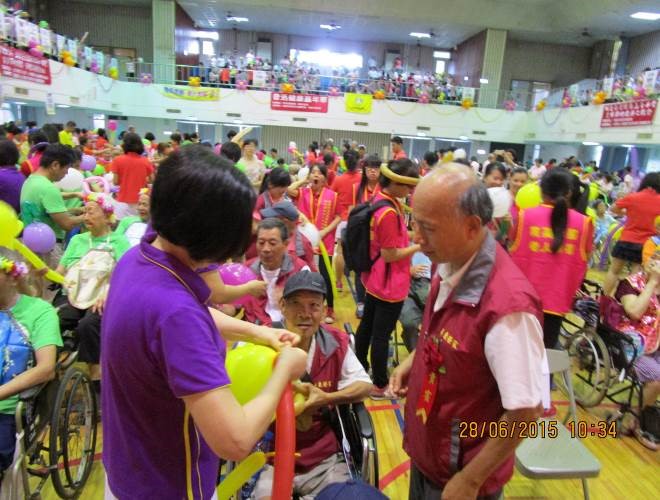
<box><xmin>633</xmin><ymin>86</ymin><xmax>646</xmax><ymax>100</ymax></box>
<box><xmin>561</xmin><ymin>96</ymin><xmax>572</xmax><ymax>108</ymax></box>
<box><xmin>280</xmin><ymin>82</ymin><xmax>295</xmax><ymax>94</ymax></box>
<box><xmin>461</xmin><ymin>97</ymin><xmax>473</xmax><ymax>110</ymax></box>
<box><xmin>27</xmin><ymin>39</ymin><xmax>43</xmax><ymax>58</ymax></box>
<box><xmin>140</xmin><ymin>72</ymin><xmax>153</xmax><ymax>84</ymax></box>
<box><xmin>373</xmin><ymin>89</ymin><xmax>386</xmax><ymax>100</ymax></box>
<box><xmin>328</xmin><ymin>86</ymin><xmax>340</xmax><ymax>97</ymax></box>
<box><xmin>418</xmin><ymin>91</ymin><xmax>430</xmax><ymax>104</ymax></box>
<box><xmin>437</xmin><ymin>91</ymin><xmax>446</xmax><ymax>103</ymax></box>
<box><xmin>90</xmin><ymin>60</ymin><xmax>100</xmax><ymax>74</ymax></box>
<box><xmin>61</xmin><ymin>50</ymin><xmax>75</xmax><ymax>67</ymax></box>
<box><xmin>188</xmin><ymin>76</ymin><xmax>201</xmax><ymax>87</ymax></box>
<box><xmin>504</xmin><ymin>99</ymin><xmax>517</xmax><ymax>111</ymax></box>
<box><xmin>535</xmin><ymin>99</ymin><xmax>547</xmax><ymax>111</ymax></box>
<box><xmin>236</xmin><ymin>79</ymin><xmax>248</xmax><ymax>91</ymax></box>
<box><xmin>592</xmin><ymin>90</ymin><xmax>606</xmax><ymax>105</ymax></box>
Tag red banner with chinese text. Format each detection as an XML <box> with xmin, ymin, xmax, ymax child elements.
<box><xmin>600</xmin><ymin>99</ymin><xmax>657</xmax><ymax>128</ymax></box>
<box><xmin>0</xmin><ymin>44</ymin><xmax>51</xmax><ymax>85</ymax></box>
<box><xmin>271</xmin><ymin>92</ymin><xmax>328</xmax><ymax>113</ymax></box>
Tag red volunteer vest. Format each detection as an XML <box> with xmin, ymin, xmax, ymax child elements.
<box><xmin>295</xmin><ymin>326</ymin><xmax>350</xmax><ymax>472</ymax></box>
<box><xmin>296</xmin><ymin>187</ymin><xmax>338</xmax><ymax>255</ymax></box>
<box><xmin>510</xmin><ymin>205</ymin><xmax>592</xmax><ymax>315</ymax></box>
<box><xmin>403</xmin><ymin>234</ymin><xmax>542</xmax><ymax>495</ymax></box>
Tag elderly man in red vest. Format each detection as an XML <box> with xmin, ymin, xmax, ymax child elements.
<box><xmin>252</xmin><ymin>271</ymin><xmax>372</xmax><ymax>499</ymax></box>
<box><xmin>390</xmin><ymin>165</ymin><xmax>546</xmax><ymax>499</ymax></box>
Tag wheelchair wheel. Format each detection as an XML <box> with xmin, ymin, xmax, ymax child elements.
<box><xmin>563</xmin><ymin>329</ymin><xmax>611</xmax><ymax>408</ymax></box>
<box><xmin>49</xmin><ymin>367</ymin><xmax>98</xmax><ymax>499</ymax></box>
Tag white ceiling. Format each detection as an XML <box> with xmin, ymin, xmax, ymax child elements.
<box><xmin>175</xmin><ymin>0</ymin><xmax>660</xmax><ymax>47</ymax></box>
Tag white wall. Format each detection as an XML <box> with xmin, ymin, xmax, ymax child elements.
<box><xmin>4</xmin><ymin>59</ymin><xmax>660</xmax><ymax>147</ymax></box>
<box><xmin>627</xmin><ymin>30</ymin><xmax>660</xmax><ymax>74</ymax></box>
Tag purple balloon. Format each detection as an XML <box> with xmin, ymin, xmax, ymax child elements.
<box><xmin>80</xmin><ymin>154</ymin><xmax>96</xmax><ymax>172</ymax></box>
<box><xmin>219</xmin><ymin>263</ymin><xmax>257</xmax><ymax>286</ymax></box>
<box><xmin>23</xmin><ymin>222</ymin><xmax>56</xmax><ymax>254</ymax></box>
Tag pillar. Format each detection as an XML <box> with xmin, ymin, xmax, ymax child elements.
<box><xmin>479</xmin><ymin>29</ymin><xmax>507</xmax><ymax>109</ymax></box>
<box><xmin>152</xmin><ymin>0</ymin><xmax>176</xmax><ymax>84</ymax></box>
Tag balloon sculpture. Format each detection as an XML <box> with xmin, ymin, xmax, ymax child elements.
<box><xmin>219</xmin><ymin>344</ymin><xmax>298</xmax><ymax>500</ymax></box>
<box><xmin>0</xmin><ymin>202</ymin><xmax>64</xmax><ymax>284</ymax></box>
<box><xmin>328</xmin><ymin>86</ymin><xmax>340</xmax><ymax>97</ymax></box>
<box><xmin>80</xmin><ymin>154</ymin><xmax>97</xmax><ymax>172</ymax></box>
<box><xmin>61</xmin><ymin>50</ymin><xmax>75</xmax><ymax>67</ymax></box>
<box><xmin>189</xmin><ymin>76</ymin><xmax>201</xmax><ymax>87</ymax></box>
<box><xmin>461</xmin><ymin>98</ymin><xmax>474</xmax><ymax>110</ymax></box>
<box><xmin>418</xmin><ymin>91</ymin><xmax>430</xmax><ymax>104</ymax></box>
<box><xmin>281</xmin><ymin>83</ymin><xmax>295</xmax><ymax>94</ymax></box>
<box><xmin>535</xmin><ymin>100</ymin><xmax>547</xmax><ymax>112</ymax></box>
<box><xmin>107</xmin><ymin>120</ymin><xmax>118</xmax><ymax>132</ymax></box>
<box><xmin>140</xmin><ymin>73</ymin><xmax>153</xmax><ymax>84</ymax></box>
<box><xmin>592</xmin><ymin>90</ymin><xmax>606</xmax><ymax>105</ymax></box>
<box><xmin>373</xmin><ymin>89</ymin><xmax>386</xmax><ymax>100</ymax></box>
<box><xmin>82</xmin><ymin>175</ymin><xmax>111</xmax><ymax>195</ymax></box>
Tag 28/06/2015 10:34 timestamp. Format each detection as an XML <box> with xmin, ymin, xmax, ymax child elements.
<box><xmin>459</xmin><ymin>419</ymin><xmax>617</xmax><ymax>439</ymax></box>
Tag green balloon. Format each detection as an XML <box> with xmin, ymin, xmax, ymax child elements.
<box><xmin>92</xmin><ymin>165</ymin><xmax>106</xmax><ymax>176</ymax></box>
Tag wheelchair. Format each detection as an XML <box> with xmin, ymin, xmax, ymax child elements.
<box><xmin>558</xmin><ymin>280</ymin><xmax>648</xmax><ymax>435</ymax></box>
<box><xmin>2</xmin><ymin>350</ymin><xmax>98</xmax><ymax>499</ymax></box>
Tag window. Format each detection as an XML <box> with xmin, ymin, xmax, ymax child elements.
<box><xmin>435</xmin><ymin>60</ymin><xmax>446</xmax><ymax>74</ymax></box>
<box><xmin>289</xmin><ymin>49</ymin><xmax>363</xmax><ymax>69</ymax></box>
<box><xmin>433</xmin><ymin>51</ymin><xmax>451</xmax><ymax>59</ymax></box>
<box><xmin>93</xmin><ymin>114</ymin><xmax>106</xmax><ymax>130</ymax></box>
<box><xmin>202</xmin><ymin>40</ymin><xmax>215</xmax><ymax>56</ymax></box>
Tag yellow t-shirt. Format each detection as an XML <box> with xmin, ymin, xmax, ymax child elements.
<box><xmin>58</xmin><ymin>130</ymin><xmax>74</xmax><ymax>146</ymax></box>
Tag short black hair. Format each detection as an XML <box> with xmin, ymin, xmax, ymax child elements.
<box><xmin>40</xmin><ymin>144</ymin><xmax>75</xmax><ymax>168</ymax></box>
<box><xmin>97</xmin><ymin>128</ymin><xmax>107</xmax><ymax>139</ymax></box>
<box><xmin>170</xmin><ymin>133</ymin><xmax>182</xmax><ymax>144</ymax></box>
<box><xmin>151</xmin><ymin>146</ymin><xmax>256</xmax><ymax>262</ymax></box>
<box><xmin>423</xmin><ymin>151</ymin><xmax>438</xmax><ymax>167</ymax></box>
<box><xmin>0</xmin><ymin>139</ymin><xmax>19</xmax><ymax>166</ymax></box>
<box><xmin>270</xmin><ymin>148</ymin><xmax>278</xmax><ymax>154</ymax></box>
<box><xmin>390</xmin><ymin>136</ymin><xmax>403</xmax><ymax>144</ymax></box>
<box><xmin>343</xmin><ymin>149</ymin><xmax>359</xmax><ymax>172</ymax></box>
<box><xmin>220</xmin><ymin>142</ymin><xmax>242</xmax><ymax>163</ymax></box>
<box><xmin>639</xmin><ymin>172</ymin><xmax>660</xmax><ymax>193</ymax></box>
<box><xmin>227</xmin><ymin>130</ymin><xmax>237</xmax><ymax>140</ymax></box>
<box><xmin>322</xmin><ymin>153</ymin><xmax>334</xmax><ymax>166</ymax></box>
<box><xmin>66</xmin><ymin>121</ymin><xmax>76</xmax><ymax>128</ymax></box>
<box><xmin>484</xmin><ymin>162</ymin><xmax>507</xmax><ymax>179</ymax></box>
<box><xmin>379</xmin><ymin>158</ymin><xmax>419</xmax><ymax>188</ymax></box>
<box><xmin>243</xmin><ymin>138</ymin><xmax>257</xmax><ymax>147</ymax></box>
<box><xmin>257</xmin><ymin>217</ymin><xmax>289</xmax><ymax>242</ymax></box>
<box><xmin>267</xmin><ymin>166</ymin><xmax>292</xmax><ymax>188</ymax></box>
<box><xmin>40</xmin><ymin>124</ymin><xmax>60</xmax><ymax>143</ymax></box>
<box><xmin>145</xmin><ymin>132</ymin><xmax>156</xmax><ymax>142</ymax></box>
<box><xmin>28</xmin><ymin>130</ymin><xmax>48</xmax><ymax>146</ymax></box>
<box><xmin>122</xmin><ymin>133</ymin><xmax>145</xmax><ymax>155</ymax></box>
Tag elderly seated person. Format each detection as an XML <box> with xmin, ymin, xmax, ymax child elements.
<box><xmin>55</xmin><ymin>193</ymin><xmax>130</xmax><ymax>394</ymax></box>
<box><xmin>260</xmin><ymin>201</ymin><xmax>317</xmax><ymax>271</ymax></box>
<box><xmin>231</xmin><ymin>218</ymin><xmax>310</xmax><ymax>326</ymax></box>
<box><xmin>115</xmin><ymin>187</ymin><xmax>151</xmax><ymax>247</ymax></box>
<box><xmin>0</xmin><ymin>249</ymin><xmax>62</xmax><ymax>480</ymax></box>
<box><xmin>253</xmin><ymin>271</ymin><xmax>372</xmax><ymax>499</ymax></box>
<box><xmin>612</xmin><ymin>248</ymin><xmax>660</xmax><ymax>450</ymax></box>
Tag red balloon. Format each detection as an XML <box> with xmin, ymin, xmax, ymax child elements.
<box><xmin>272</xmin><ymin>384</ymin><xmax>295</xmax><ymax>500</ymax></box>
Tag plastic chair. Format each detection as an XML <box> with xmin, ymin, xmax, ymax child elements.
<box><xmin>515</xmin><ymin>349</ymin><xmax>601</xmax><ymax>500</ymax></box>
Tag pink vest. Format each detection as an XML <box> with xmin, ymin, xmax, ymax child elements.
<box><xmin>362</xmin><ymin>192</ymin><xmax>411</xmax><ymax>302</ymax></box>
<box><xmin>510</xmin><ymin>205</ymin><xmax>592</xmax><ymax>315</ymax></box>
<box><xmin>297</xmin><ymin>187</ymin><xmax>338</xmax><ymax>256</ymax></box>
<box><xmin>403</xmin><ymin>235</ymin><xmax>542</xmax><ymax>495</ymax></box>
<box><xmin>616</xmin><ymin>272</ymin><xmax>659</xmax><ymax>354</ymax></box>
<box><xmin>295</xmin><ymin>326</ymin><xmax>349</xmax><ymax>472</ymax></box>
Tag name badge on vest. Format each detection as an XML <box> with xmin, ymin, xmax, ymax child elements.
<box><xmin>415</xmin><ymin>330</ymin><xmax>447</xmax><ymax>425</ymax></box>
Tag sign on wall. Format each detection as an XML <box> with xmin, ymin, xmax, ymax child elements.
<box><xmin>600</xmin><ymin>99</ymin><xmax>657</xmax><ymax>128</ymax></box>
<box><xmin>345</xmin><ymin>93</ymin><xmax>372</xmax><ymax>114</ymax></box>
<box><xmin>0</xmin><ymin>44</ymin><xmax>51</xmax><ymax>84</ymax></box>
<box><xmin>162</xmin><ymin>86</ymin><xmax>220</xmax><ymax>101</ymax></box>
<box><xmin>271</xmin><ymin>92</ymin><xmax>328</xmax><ymax>113</ymax></box>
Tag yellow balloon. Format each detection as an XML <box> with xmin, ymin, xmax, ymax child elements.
<box><xmin>0</xmin><ymin>201</ymin><xmax>23</xmax><ymax>247</ymax></box>
<box><xmin>586</xmin><ymin>206</ymin><xmax>597</xmax><ymax>222</ymax></box>
<box><xmin>588</xmin><ymin>182</ymin><xmax>599</xmax><ymax>201</ymax></box>
<box><xmin>225</xmin><ymin>344</ymin><xmax>277</xmax><ymax>405</ymax></box>
<box><xmin>294</xmin><ymin>392</ymin><xmax>306</xmax><ymax>416</ymax></box>
<box><xmin>515</xmin><ymin>182</ymin><xmax>542</xmax><ymax>209</ymax></box>
<box><xmin>216</xmin><ymin>451</ymin><xmax>266</xmax><ymax>500</ymax></box>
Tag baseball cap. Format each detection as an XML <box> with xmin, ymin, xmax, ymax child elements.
<box><xmin>316</xmin><ymin>480</ymin><xmax>388</xmax><ymax>500</ymax></box>
<box><xmin>260</xmin><ymin>201</ymin><xmax>299</xmax><ymax>222</ymax></box>
<box><xmin>282</xmin><ymin>271</ymin><xmax>327</xmax><ymax>299</ymax></box>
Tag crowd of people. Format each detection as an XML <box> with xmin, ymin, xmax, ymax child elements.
<box><xmin>0</xmin><ymin>115</ymin><xmax>658</xmax><ymax>498</ymax></box>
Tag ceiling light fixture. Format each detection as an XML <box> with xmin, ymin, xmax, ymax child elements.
<box><xmin>621</xmin><ymin>144</ymin><xmax>635</xmax><ymax>148</ymax></box>
<box><xmin>11</xmin><ymin>101</ymin><xmax>27</xmax><ymax>105</ymax></box>
<box><xmin>458</xmin><ymin>135</ymin><xmax>469</xmax><ymax>141</ymax></box>
<box><xmin>433</xmin><ymin>50</ymin><xmax>451</xmax><ymax>59</ymax></box>
<box><xmin>56</xmin><ymin>104</ymin><xmax>71</xmax><ymax>108</ymax></box>
<box><xmin>226</xmin><ymin>13</ymin><xmax>249</xmax><ymax>23</ymax></box>
<box><xmin>479</xmin><ymin>78</ymin><xmax>489</xmax><ymax>84</ymax></box>
<box><xmin>630</xmin><ymin>12</ymin><xmax>660</xmax><ymax>20</ymax></box>
<box><xmin>582</xmin><ymin>141</ymin><xmax>600</xmax><ymax>146</ymax></box>
<box><xmin>410</xmin><ymin>32</ymin><xmax>431</xmax><ymax>39</ymax></box>
<box><xmin>477</xmin><ymin>149</ymin><xmax>486</xmax><ymax>154</ymax></box>
<box><xmin>320</xmin><ymin>23</ymin><xmax>341</xmax><ymax>31</ymax></box>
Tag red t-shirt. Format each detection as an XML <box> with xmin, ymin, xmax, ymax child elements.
<box><xmin>615</xmin><ymin>188</ymin><xmax>660</xmax><ymax>244</ymax></box>
<box><xmin>111</xmin><ymin>153</ymin><xmax>154</xmax><ymax>203</ymax></box>
<box><xmin>331</xmin><ymin>170</ymin><xmax>362</xmax><ymax>220</ymax></box>
<box><xmin>392</xmin><ymin>150</ymin><xmax>407</xmax><ymax>160</ymax></box>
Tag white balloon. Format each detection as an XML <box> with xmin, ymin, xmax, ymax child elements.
<box><xmin>488</xmin><ymin>187</ymin><xmax>512</xmax><ymax>218</ymax></box>
<box><xmin>103</xmin><ymin>173</ymin><xmax>114</xmax><ymax>185</ymax></box>
<box><xmin>55</xmin><ymin>168</ymin><xmax>84</xmax><ymax>191</ymax></box>
<box><xmin>298</xmin><ymin>223</ymin><xmax>320</xmax><ymax>247</ymax></box>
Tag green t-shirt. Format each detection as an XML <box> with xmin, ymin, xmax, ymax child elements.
<box><xmin>63</xmin><ymin>190</ymin><xmax>83</xmax><ymax>210</ymax></box>
<box><xmin>20</xmin><ymin>174</ymin><xmax>68</xmax><ymax>240</ymax></box>
<box><xmin>264</xmin><ymin>155</ymin><xmax>275</xmax><ymax>167</ymax></box>
<box><xmin>116</xmin><ymin>216</ymin><xmax>142</xmax><ymax>235</ymax></box>
<box><xmin>60</xmin><ymin>231</ymin><xmax>130</xmax><ymax>270</ymax></box>
<box><xmin>0</xmin><ymin>295</ymin><xmax>63</xmax><ymax>414</ymax></box>
<box><xmin>116</xmin><ymin>216</ymin><xmax>148</xmax><ymax>247</ymax></box>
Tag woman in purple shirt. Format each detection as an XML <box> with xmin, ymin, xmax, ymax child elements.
<box><xmin>101</xmin><ymin>146</ymin><xmax>307</xmax><ymax>499</ymax></box>
<box><xmin>0</xmin><ymin>140</ymin><xmax>24</xmax><ymax>214</ymax></box>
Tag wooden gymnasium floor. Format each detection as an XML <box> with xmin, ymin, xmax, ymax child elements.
<box><xmin>38</xmin><ymin>275</ymin><xmax>659</xmax><ymax>499</ymax></box>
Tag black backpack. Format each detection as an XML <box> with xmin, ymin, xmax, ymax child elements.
<box><xmin>342</xmin><ymin>199</ymin><xmax>395</xmax><ymax>273</ymax></box>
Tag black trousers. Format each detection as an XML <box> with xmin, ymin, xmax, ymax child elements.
<box><xmin>55</xmin><ymin>295</ymin><xmax>102</xmax><ymax>364</ymax></box>
<box><xmin>355</xmin><ymin>293</ymin><xmax>403</xmax><ymax>388</ymax></box>
<box><xmin>318</xmin><ymin>255</ymin><xmax>334</xmax><ymax>309</ymax></box>
<box><xmin>409</xmin><ymin>464</ymin><xmax>503</xmax><ymax>500</ymax></box>
<box><xmin>543</xmin><ymin>312</ymin><xmax>563</xmax><ymax>349</ymax></box>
